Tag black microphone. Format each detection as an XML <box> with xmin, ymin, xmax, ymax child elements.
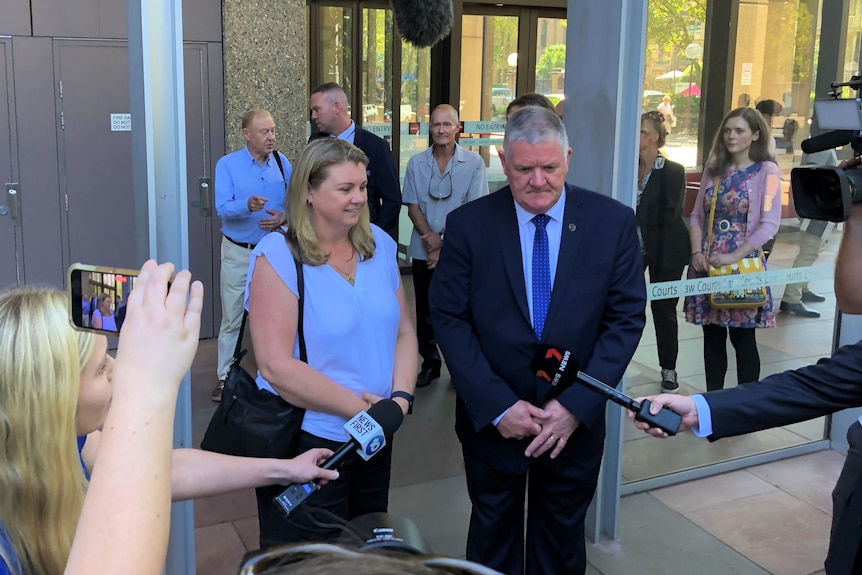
<box><xmin>531</xmin><ymin>344</ymin><xmax>683</xmax><ymax>436</ymax></box>
<box><xmin>800</xmin><ymin>130</ymin><xmax>856</xmax><ymax>154</ymax></box>
<box><xmin>390</xmin><ymin>0</ymin><xmax>453</xmax><ymax>48</ymax></box>
<box><xmin>274</xmin><ymin>399</ymin><xmax>404</xmax><ymax>517</ymax></box>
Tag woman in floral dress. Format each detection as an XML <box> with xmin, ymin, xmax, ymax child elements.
<box><xmin>685</xmin><ymin>107</ymin><xmax>782</xmax><ymax>391</ymax></box>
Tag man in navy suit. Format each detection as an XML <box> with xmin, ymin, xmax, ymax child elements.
<box><xmin>309</xmin><ymin>83</ymin><xmax>401</xmax><ymax>240</ymax></box>
<box><xmin>429</xmin><ymin>107</ymin><xmax>646</xmax><ymax>575</ymax></box>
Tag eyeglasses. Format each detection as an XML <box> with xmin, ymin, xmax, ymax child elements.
<box><xmin>238</xmin><ymin>542</ymin><xmax>505</xmax><ymax>575</ymax></box>
<box><xmin>428</xmin><ymin>171</ymin><xmax>453</xmax><ymax>200</ymax></box>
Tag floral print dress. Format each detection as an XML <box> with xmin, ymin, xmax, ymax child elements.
<box><xmin>683</xmin><ymin>163</ymin><xmax>776</xmax><ymax>328</ymax></box>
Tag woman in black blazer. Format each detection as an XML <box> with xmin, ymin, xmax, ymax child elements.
<box><xmin>636</xmin><ymin>111</ymin><xmax>690</xmax><ymax>393</ymax></box>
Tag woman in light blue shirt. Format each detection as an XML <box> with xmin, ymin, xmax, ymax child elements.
<box><xmin>245</xmin><ymin>137</ymin><xmax>418</xmax><ymax>547</ymax></box>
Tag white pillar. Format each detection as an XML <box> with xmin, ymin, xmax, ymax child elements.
<box><xmin>562</xmin><ymin>0</ymin><xmax>648</xmax><ymax>541</ymax></box>
<box><xmin>128</xmin><ymin>0</ymin><xmax>195</xmax><ymax>572</ymax></box>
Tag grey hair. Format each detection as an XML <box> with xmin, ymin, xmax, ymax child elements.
<box><xmin>503</xmin><ymin>106</ymin><xmax>569</xmax><ymax>156</ymax></box>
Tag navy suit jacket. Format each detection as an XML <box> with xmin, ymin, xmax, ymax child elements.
<box><xmin>429</xmin><ymin>184</ymin><xmax>646</xmax><ymax>474</ymax></box>
<box><xmin>353</xmin><ymin>128</ymin><xmax>401</xmax><ymax>240</ymax></box>
<box><xmin>703</xmin><ymin>340</ymin><xmax>862</xmax><ymax>575</ymax></box>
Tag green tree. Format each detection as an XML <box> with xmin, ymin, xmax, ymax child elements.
<box><xmin>536</xmin><ymin>44</ymin><xmax>566</xmax><ymax>80</ymax></box>
<box><xmin>646</xmin><ymin>0</ymin><xmax>707</xmax><ymax>59</ymax></box>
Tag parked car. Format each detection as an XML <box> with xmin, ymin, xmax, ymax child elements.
<box><xmin>362</xmin><ymin>104</ymin><xmax>378</xmax><ymax>123</ymax></box>
<box><xmin>491</xmin><ymin>87</ymin><xmax>513</xmax><ymax>116</ymax></box>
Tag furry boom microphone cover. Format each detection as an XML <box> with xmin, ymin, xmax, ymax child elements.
<box><xmin>390</xmin><ymin>0</ymin><xmax>454</xmax><ymax>48</ymax></box>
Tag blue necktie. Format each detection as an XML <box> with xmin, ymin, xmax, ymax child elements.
<box><xmin>532</xmin><ymin>214</ymin><xmax>551</xmax><ymax>339</ymax></box>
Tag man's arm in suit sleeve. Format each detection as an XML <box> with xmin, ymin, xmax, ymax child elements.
<box><xmin>372</xmin><ymin>139</ymin><xmax>402</xmax><ymax>240</ymax></box>
<box><xmin>429</xmin><ymin>211</ymin><xmax>521</xmax><ymax>431</ymax></box>
<box><xmin>555</xmin><ymin>208</ymin><xmax>647</xmax><ymax>430</ymax></box>
<box><xmin>705</xmin><ymin>339</ymin><xmax>862</xmax><ymax>440</ymax></box>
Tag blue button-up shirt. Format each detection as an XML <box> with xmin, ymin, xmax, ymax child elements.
<box><xmin>215</xmin><ymin>146</ymin><xmax>290</xmax><ymax>244</ymax></box>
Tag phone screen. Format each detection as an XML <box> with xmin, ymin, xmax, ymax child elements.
<box><xmin>69</xmin><ymin>264</ymin><xmax>139</xmax><ymax>335</ymax></box>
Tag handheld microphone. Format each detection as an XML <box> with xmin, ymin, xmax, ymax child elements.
<box><xmin>274</xmin><ymin>399</ymin><xmax>404</xmax><ymax>517</ymax></box>
<box><xmin>390</xmin><ymin>0</ymin><xmax>453</xmax><ymax>48</ymax></box>
<box><xmin>532</xmin><ymin>344</ymin><xmax>683</xmax><ymax>436</ymax></box>
<box><xmin>800</xmin><ymin>130</ymin><xmax>855</xmax><ymax>154</ymax></box>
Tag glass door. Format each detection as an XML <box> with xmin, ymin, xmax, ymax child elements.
<box><xmin>458</xmin><ymin>7</ymin><xmax>565</xmax><ymax>193</ymax></box>
<box><xmin>312</xmin><ymin>1</ymin><xmax>420</xmax><ymax>261</ymax></box>
<box><xmin>459</xmin><ymin>12</ymin><xmax>520</xmax><ymax>193</ymax></box>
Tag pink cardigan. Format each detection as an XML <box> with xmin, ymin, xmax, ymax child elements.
<box><xmin>689</xmin><ymin>161</ymin><xmax>782</xmax><ymax>251</ymax></box>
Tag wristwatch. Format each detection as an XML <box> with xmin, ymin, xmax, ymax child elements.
<box><xmin>390</xmin><ymin>391</ymin><xmax>414</xmax><ymax>415</ymax></box>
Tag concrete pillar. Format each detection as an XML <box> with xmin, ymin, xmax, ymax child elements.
<box><xmin>223</xmin><ymin>0</ymin><xmax>309</xmax><ymax>161</ymax></box>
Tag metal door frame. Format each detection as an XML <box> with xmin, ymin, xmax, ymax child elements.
<box><xmin>0</xmin><ymin>36</ymin><xmax>23</xmax><ymax>286</ymax></box>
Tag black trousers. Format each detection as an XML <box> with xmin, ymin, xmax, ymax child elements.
<box><xmin>254</xmin><ymin>429</ymin><xmax>393</xmax><ymax>549</ymax></box>
<box><xmin>461</xmin><ymin>437</ymin><xmax>601</xmax><ymax>575</ymax></box>
<box><xmin>645</xmin><ymin>263</ymin><xmax>685</xmax><ymax>370</ymax></box>
<box><xmin>412</xmin><ymin>259</ymin><xmax>441</xmax><ymax>372</ymax></box>
<box><xmin>702</xmin><ymin>324</ymin><xmax>760</xmax><ymax>391</ymax></box>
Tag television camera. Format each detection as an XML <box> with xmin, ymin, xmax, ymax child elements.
<box><xmin>791</xmin><ymin>76</ymin><xmax>862</xmax><ymax>222</ymax></box>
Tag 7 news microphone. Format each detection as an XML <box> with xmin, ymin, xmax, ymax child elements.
<box><xmin>531</xmin><ymin>344</ymin><xmax>683</xmax><ymax>435</ymax></box>
<box><xmin>274</xmin><ymin>399</ymin><xmax>404</xmax><ymax>517</ymax></box>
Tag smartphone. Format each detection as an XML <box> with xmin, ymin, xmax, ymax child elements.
<box><xmin>68</xmin><ymin>263</ymin><xmax>139</xmax><ymax>335</ymax></box>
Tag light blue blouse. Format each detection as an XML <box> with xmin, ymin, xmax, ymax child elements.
<box><xmin>244</xmin><ymin>225</ymin><xmax>401</xmax><ymax>441</ymax></box>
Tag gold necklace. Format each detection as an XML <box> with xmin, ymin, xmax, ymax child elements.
<box><xmin>328</xmin><ymin>250</ymin><xmax>357</xmax><ymax>285</ymax></box>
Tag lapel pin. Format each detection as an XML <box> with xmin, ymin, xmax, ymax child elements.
<box><xmin>568</xmin><ymin>223</ymin><xmax>577</xmax><ymax>232</ymax></box>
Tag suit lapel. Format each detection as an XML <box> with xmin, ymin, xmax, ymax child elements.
<box><xmin>545</xmin><ymin>185</ymin><xmax>586</xmax><ymax>329</ymax></box>
<box><xmin>496</xmin><ymin>188</ymin><xmax>531</xmax><ymax>325</ymax></box>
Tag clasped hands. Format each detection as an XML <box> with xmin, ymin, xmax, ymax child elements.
<box><xmin>497</xmin><ymin>399</ymin><xmax>579</xmax><ymax>460</ymax></box>
<box><xmin>420</xmin><ymin>231</ymin><xmax>443</xmax><ymax>269</ymax></box>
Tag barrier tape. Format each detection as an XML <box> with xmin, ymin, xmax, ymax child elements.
<box><xmin>647</xmin><ymin>264</ymin><xmax>835</xmax><ymax>301</ymax></box>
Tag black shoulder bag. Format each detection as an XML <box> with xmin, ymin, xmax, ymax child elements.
<box><xmin>200</xmin><ymin>254</ymin><xmax>307</xmax><ymax>458</ymax></box>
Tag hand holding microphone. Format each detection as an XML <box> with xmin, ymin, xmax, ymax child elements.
<box><xmin>531</xmin><ymin>344</ymin><xmax>684</xmax><ymax>436</ymax></box>
<box><xmin>628</xmin><ymin>395</ymin><xmax>700</xmax><ymax>438</ymax></box>
<box><xmin>274</xmin><ymin>399</ymin><xmax>404</xmax><ymax>517</ymax></box>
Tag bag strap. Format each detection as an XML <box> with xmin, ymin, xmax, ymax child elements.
<box><xmin>705</xmin><ymin>176</ymin><xmax>721</xmax><ymax>260</ymax></box>
<box><xmin>233</xmin><ymin>312</ymin><xmax>248</xmax><ymax>363</ymax></box>
<box><xmin>294</xmin><ymin>254</ymin><xmax>307</xmax><ymax>363</ymax></box>
<box><xmin>232</xmin><ymin>253</ymin><xmax>307</xmax><ymax>363</ymax></box>
<box><xmin>273</xmin><ymin>150</ymin><xmax>287</xmax><ymax>182</ymax></box>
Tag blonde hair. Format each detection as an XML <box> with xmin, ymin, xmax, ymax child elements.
<box><xmin>0</xmin><ymin>287</ymin><xmax>89</xmax><ymax>575</ymax></box>
<box><xmin>282</xmin><ymin>138</ymin><xmax>375</xmax><ymax>265</ymax></box>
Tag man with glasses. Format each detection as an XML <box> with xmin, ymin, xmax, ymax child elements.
<box><xmin>403</xmin><ymin>104</ymin><xmax>488</xmax><ymax>388</ymax></box>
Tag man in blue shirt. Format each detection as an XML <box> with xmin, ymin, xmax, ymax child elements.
<box><xmin>212</xmin><ymin>109</ymin><xmax>290</xmax><ymax>401</ymax></box>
